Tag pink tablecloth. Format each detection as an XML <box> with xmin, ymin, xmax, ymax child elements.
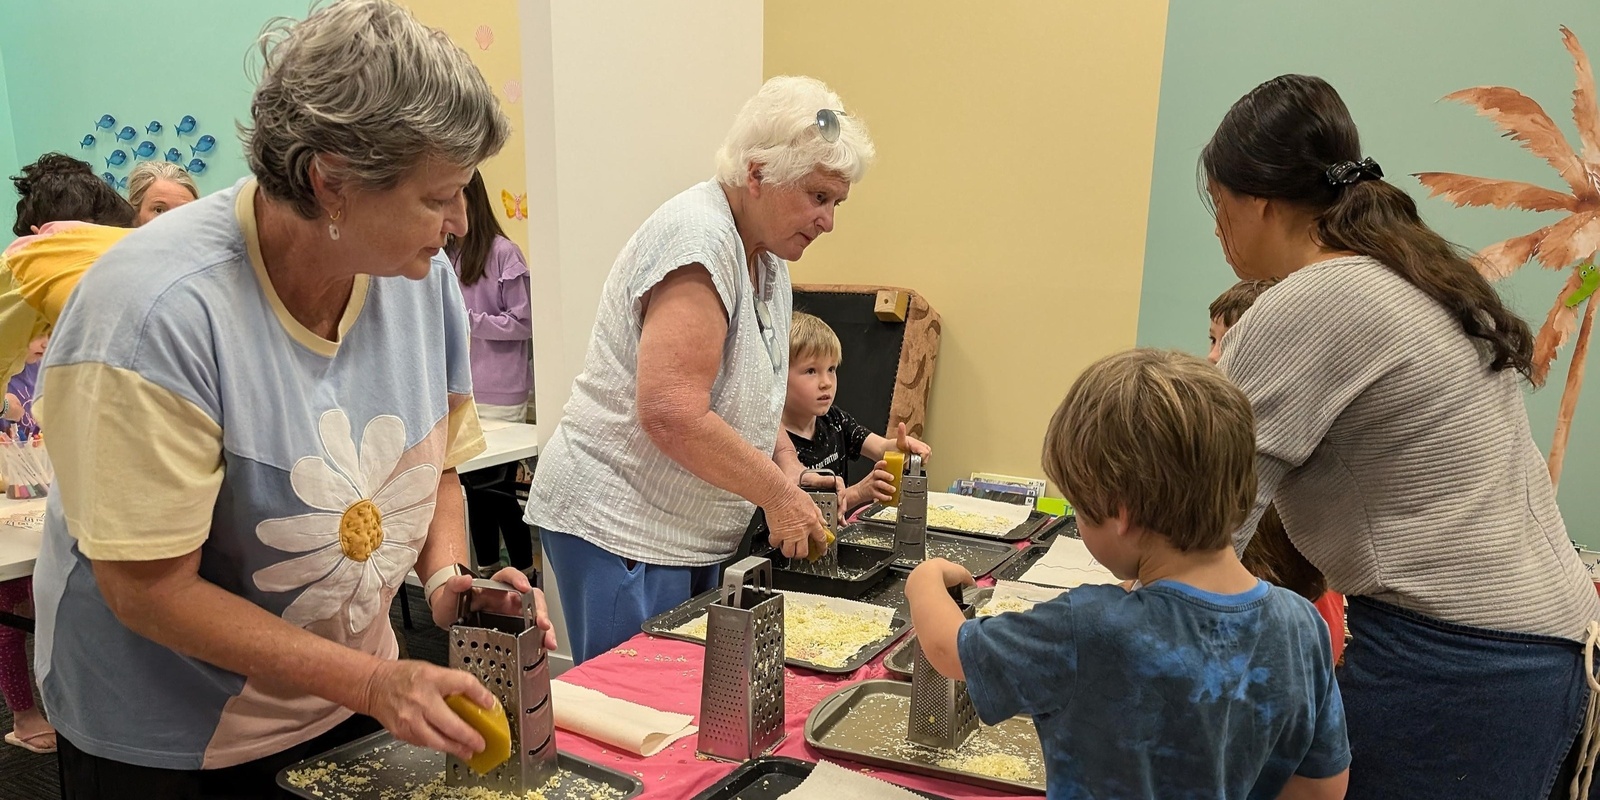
<box><xmin>553</xmin><ymin>630</ymin><xmax>1035</xmax><ymax>800</ymax></box>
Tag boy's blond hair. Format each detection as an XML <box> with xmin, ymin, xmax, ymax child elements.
<box><xmin>789</xmin><ymin>311</ymin><xmax>842</xmax><ymax>364</ymax></box>
<box><xmin>1208</xmin><ymin>278</ymin><xmax>1280</xmax><ymax>327</ymax></box>
<box><xmin>1042</xmin><ymin>349</ymin><xmax>1256</xmax><ymax>552</ymax></box>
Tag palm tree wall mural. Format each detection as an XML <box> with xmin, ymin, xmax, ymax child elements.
<box><xmin>1416</xmin><ymin>26</ymin><xmax>1600</xmax><ymax>489</ymax></box>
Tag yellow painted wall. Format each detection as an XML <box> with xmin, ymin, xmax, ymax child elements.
<box><xmin>402</xmin><ymin>0</ymin><xmax>530</xmax><ymax>256</ymax></box>
<box><xmin>765</xmin><ymin>1</ymin><xmax>1169</xmax><ymax>492</ymax></box>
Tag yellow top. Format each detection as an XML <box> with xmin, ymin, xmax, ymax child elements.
<box><xmin>0</xmin><ymin>221</ymin><xmax>132</xmax><ymax>382</ymax></box>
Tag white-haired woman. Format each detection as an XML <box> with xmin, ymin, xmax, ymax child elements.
<box><xmin>31</xmin><ymin>2</ymin><xmax>552</xmax><ymax>795</ymax></box>
<box><xmin>126</xmin><ymin>161</ymin><xmax>200</xmax><ymax>226</ymax></box>
<box><xmin>527</xmin><ymin>76</ymin><xmax>875</xmax><ymax>664</ymax></box>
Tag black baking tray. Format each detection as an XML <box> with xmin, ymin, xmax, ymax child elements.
<box><xmin>1030</xmin><ymin>514</ymin><xmax>1078</xmax><ymax>545</ymax></box>
<box><xmin>639</xmin><ymin>588</ymin><xmax>911</xmax><ymax>674</ymax></box>
<box><xmin>857</xmin><ymin>503</ymin><xmax>1049</xmax><ymax>542</ymax></box>
<box><xmin>276</xmin><ymin>730</ymin><xmax>642</xmax><ymax>799</ymax></box>
<box><xmin>854</xmin><ymin>572</ymin><xmax>910</xmax><ymax>617</ymax></box>
<box><xmin>991</xmin><ymin>544</ymin><xmax>1051</xmax><ymax>586</ymax></box>
<box><xmin>758</xmin><ymin>542</ymin><xmax>897</xmax><ymax>599</ymax></box>
<box><xmin>838</xmin><ymin>522</ymin><xmax>1027</xmax><ymax>578</ymax></box>
<box><xmin>688</xmin><ymin>756</ymin><xmax>950</xmax><ymax>800</ymax></box>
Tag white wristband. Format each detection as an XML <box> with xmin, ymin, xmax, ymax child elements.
<box><xmin>422</xmin><ymin>563</ymin><xmax>470</xmax><ymax>607</ymax></box>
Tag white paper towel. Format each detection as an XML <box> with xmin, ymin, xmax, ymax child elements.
<box><xmin>780</xmin><ymin>760</ymin><xmax>926</xmax><ymax>800</ymax></box>
<box><xmin>550</xmin><ymin>681</ymin><xmax>696</xmax><ymax>757</ymax></box>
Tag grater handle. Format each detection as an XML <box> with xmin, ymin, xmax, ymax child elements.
<box><xmin>720</xmin><ymin>556</ymin><xmax>774</xmax><ymax>607</ymax></box>
<box><xmin>454</xmin><ymin>578</ymin><xmax>541</xmax><ymax>632</ymax></box>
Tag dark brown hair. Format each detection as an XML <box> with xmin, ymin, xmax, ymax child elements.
<box><xmin>11</xmin><ymin>153</ymin><xmax>136</xmax><ymax>236</ymax></box>
<box><xmin>1209</xmin><ymin>278</ymin><xmax>1281</xmax><ymax>327</ymax></box>
<box><xmin>1202</xmin><ymin>74</ymin><xmax>1534</xmax><ymax>380</ymax></box>
<box><xmin>447</xmin><ymin>170</ymin><xmax>509</xmax><ymax>286</ymax></box>
<box><xmin>1240</xmin><ymin>505</ymin><xmax>1327</xmax><ymax>601</ymax></box>
<box><xmin>1043</xmin><ymin>349</ymin><xmax>1256</xmax><ymax>552</ymax></box>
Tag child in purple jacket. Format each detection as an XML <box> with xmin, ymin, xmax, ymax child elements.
<box><xmin>448</xmin><ymin>171</ymin><xmax>535</xmax><ymax>571</ymax></box>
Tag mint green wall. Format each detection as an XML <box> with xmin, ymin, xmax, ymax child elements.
<box><xmin>1138</xmin><ymin>1</ymin><xmax>1600</xmax><ymax>546</ymax></box>
<box><xmin>0</xmin><ymin>0</ymin><xmax>306</xmax><ymax>237</ymax></box>
<box><xmin>0</xmin><ymin>40</ymin><xmax>18</xmax><ymax>236</ymax></box>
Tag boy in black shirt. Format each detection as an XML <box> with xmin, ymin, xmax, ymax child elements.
<box><xmin>784</xmin><ymin>312</ymin><xmax>930</xmax><ymax>509</ymax></box>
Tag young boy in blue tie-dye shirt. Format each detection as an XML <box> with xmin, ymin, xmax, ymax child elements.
<box><xmin>907</xmin><ymin>349</ymin><xmax>1349</xmax><ymax>800</ymax></box>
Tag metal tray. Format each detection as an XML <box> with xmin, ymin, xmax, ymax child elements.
<box><xmin>854</xmin><ymin>572</ymin><xmax>910</xmax><ymax>618</ymax></box>
<box><xmin>805</xmin><ymin>680</ymin><xmax>1046</xmax><ymax>794</ymax></box>
<box><xmin>991</xmin><ymin>545</ymin><xmax>1051</xmax><ymax>586</ymax></box>
<box><xmin>688</xmin><ymin>756</ymin><xmax>950</xmax><ymax>800</ymax></box>
<box><xmin>1029</xmin><ymin>515</ymin><xmax>1078</xmax><ymax>545</ymax></box>
<box><xmin>839</xmin><ymin>523</ymin><xmax>1027</xmax><ymax>578</ymax></box>
<box><xmin>859</xmin><ymin>503</ymin><xmax>1048</xmax><ymax>542</ymax></box>
<box><xmin>760</xmin><ymin>542</ymin><xmax>897</xmax><ymax>599</ymax></box>
<box><xmin>640</xmin><ymin>589</ymin><xmax>912</xmax><ymax>674</ymax></box>
<box><xmin>276</xmin><ymin>730</ymin><xmax>642</xmax><ymax>799</ymax></box>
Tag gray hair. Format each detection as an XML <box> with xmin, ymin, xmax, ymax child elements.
<box><xmin>126</xmin><ymin>161</ymin><xmax>199</xmax><ymax>209</ymax></box>
<box><xmin>240</xmin><ymin>0</ymin><xmax>510</xmax><ymax>219</ymax></box>
<box><xmin>714</xmin><ymin>76</ymin><xmax>875</xmax><ymax>188</ymax></box>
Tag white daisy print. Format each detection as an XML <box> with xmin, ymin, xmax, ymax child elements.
<box><xmin>253</xmin><ymin>409</ymin><xmax>439</xmax><ymax>635</ymax></box>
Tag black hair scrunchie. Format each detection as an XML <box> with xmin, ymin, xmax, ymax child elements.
<box><xmin>1325</xmin><ymin>157</ymin><xmax>1384</xmax><ymax>186</ymax></box>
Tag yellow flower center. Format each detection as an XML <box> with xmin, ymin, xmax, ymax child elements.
<box><xmin>339</xmin><ymin>499</ymin><xmax>384</xmax><ymax>562</ymax></box>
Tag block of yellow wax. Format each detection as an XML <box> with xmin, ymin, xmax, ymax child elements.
<box><xmin>883</xmin><ymin>451</ymin><xmax>905</xmax><ymax>507</ymax></box>
<box><xmin>807</xmin><ymin>528</ymin><xmax>837</xmax><ymax>562</ymax></box>
<box><xmin>445</xmin><ymin>694</ymin><xmax>511</xmax><ymax>775</ymax></box>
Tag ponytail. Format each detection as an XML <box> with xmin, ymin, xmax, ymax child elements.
<box><xmin>1317</xmin><ymin>179</ymin><xmax>1534</xmax><ymax>379</ymax></box>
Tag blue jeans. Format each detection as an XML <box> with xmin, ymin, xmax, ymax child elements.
<box><xmin>1341</xmin><ymin>596</ymin><xmax>1593</xmax><ymax>799</ymax></box>
<box><xmin>540</xmin><ymin>528</ymin><xmax>721</xmax><ymax>665</ymax></box>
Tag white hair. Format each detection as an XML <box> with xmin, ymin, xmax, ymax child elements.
<box><xmin>714</xmin><ymin>75</ymin><xmax>875</xmax><ymax>188</ymax></box>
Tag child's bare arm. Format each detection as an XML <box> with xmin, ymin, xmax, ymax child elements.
<box><xmin>1277</xmin><ymin>771</ymin><xmax>1348</xmax><ymax>800</ymax></box>
<box><xmin>906</xmin><ymin>558</ymin><xmax>975</xmax><ymax>680</ymax></box>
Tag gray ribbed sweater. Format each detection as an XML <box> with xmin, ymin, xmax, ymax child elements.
<box><xmin>1220</xmin><ymin>255</ymin><xmax>1600</xmax><ymax>642</ymax></box>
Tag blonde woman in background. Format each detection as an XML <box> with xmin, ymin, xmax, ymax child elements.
<box><xmin>126</xmin><ymin>161</ymin><xmax>199</xmax><ymax>226</ymax></box>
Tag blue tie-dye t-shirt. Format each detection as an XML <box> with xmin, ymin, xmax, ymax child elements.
<box><xmin>957</xmin><ymin>579</ymin><xmax>1348</xmax><ymax>799</ymax></box>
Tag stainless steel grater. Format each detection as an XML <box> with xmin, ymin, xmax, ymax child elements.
<box><xmin>446</xmin><ymin>579</ymin><xmax>559</xmax><ymax>792</ymax></box>
<box><xmin>894</xmin><ymin>454</ymin><xmax>929</xmax><ymax>565</ymax></box>
<box><xmin>907</xmin><ymin>584</ymin><xmax>979</xmax><ymax>749</ymax></box>
<box><xmin>696</xmin><ymin>556</ymin><xmax>786</xmax><ymax>762</ymax></box>
<box><xmin>801</xmin><ymin>468</ymin><xmax>842</xmax><ymax>572</ymax></box>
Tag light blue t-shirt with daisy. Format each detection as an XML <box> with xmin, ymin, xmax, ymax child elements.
<box><xmin>31</xmin><ymin>178</ymin><xmax>485</xmax><ymax>770</ymax></box>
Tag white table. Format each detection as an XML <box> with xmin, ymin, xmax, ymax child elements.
<box><xmin>0</xmin><ymin>497</ymin><xmax>46</xmax><ymax>583</ymax></box>
<box><xmin>0</xmin><ymin>423</ymin><xmax>541</xmax><ymax>586</ymax></box>
<box><xmin>458</xmin><ymin>419</ymin><xmax>541</xmax><ymax>475</ymax></box>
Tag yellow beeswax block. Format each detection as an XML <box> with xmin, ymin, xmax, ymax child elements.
<box><xmin>445</xmin><ymin>694</ymin><xmax>511</xmax><ymax>775</ymax></box>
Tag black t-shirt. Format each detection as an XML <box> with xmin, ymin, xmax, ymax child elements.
<box><xmin>788</xmin><ymin>406</ymin><xmax>873</xmax><ymax>473</ymax></box>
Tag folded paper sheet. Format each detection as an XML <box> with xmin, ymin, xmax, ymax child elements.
<box><xmin>1019</xmin><ymin>535</ymin><xmax>1118</xmax><ymax>589</ymax></box>
<box><xmin>550</xmin><ymin>681</ymin><xmax>697</xmax><ymax>757</ymax></box>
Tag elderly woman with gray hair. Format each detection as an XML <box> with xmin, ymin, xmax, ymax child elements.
<box><xmin>30</xmin><ymin>1</ymin><xmax>552</xmax><ymax>795</ymax></box>
<box><xmin>528</xmin><ymin>76</ymin><xmax>876</xmax><ymax>664</ymax></box>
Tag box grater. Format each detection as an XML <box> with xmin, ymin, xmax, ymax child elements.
<box><xmin>907</xmin><ymin>585</ymin><xmax>979</xmax><ymax>749</ymax></box>
<box><xmin>697</xmin><ymin>556</ymin><xmax>787</xmax><ymax>762</ymax></box>
<box><xmin>894</xmin><ymin>454</ymin><xmax>930</xmax><ymax>565</ymax></box>
<box><xmin>801</xmin><ymin>468</ymin><xmax>842</xmax><ymax>572</ymax></box>
<box><xmin>445</xmin><ymin>579</ymin><xmax>558</xmax><ymax>793</ymax></box>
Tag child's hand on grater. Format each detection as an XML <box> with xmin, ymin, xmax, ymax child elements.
<box><xmin>905</xmin><ymin>558</ymin><xmax>976</xmax><ymax>680</ymax></box>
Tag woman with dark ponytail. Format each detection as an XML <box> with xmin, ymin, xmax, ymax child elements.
<box><xmin>1204</xmin><ymin>74</ymin><xmax>1600</xmax><ymax>799</ymax></box>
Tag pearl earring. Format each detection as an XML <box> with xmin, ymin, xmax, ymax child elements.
<box><xmin>327</xmin><ymin>208</ymin><xmax>343</xmax><ymax>241</ymax></box>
